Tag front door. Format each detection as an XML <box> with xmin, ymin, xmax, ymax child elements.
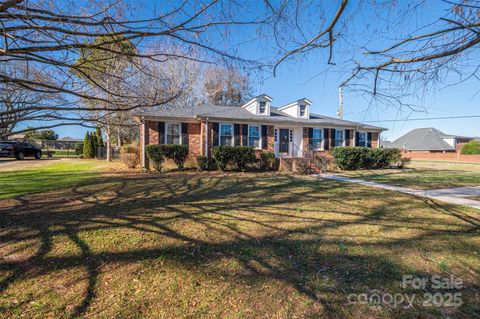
<box><xmin>279</xmin><ymin>129</ymin><xmax>289</xmax><ymax>153</ymax></box>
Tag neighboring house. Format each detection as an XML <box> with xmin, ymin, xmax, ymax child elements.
<box><xmin>379</xmin><ymin>140</ymin><xmax>392</xmax><ymax>148</ymax></box>
<box><xmin>6</xmin><ymin>134</ymin><xmax>26</xmax><ymax>141</ymax></box>
<box><xmin>387</xmin><ymin>128</ymin><xmax>476</xmax><ymax>153</ymax></box>
<box><xmin>135</xmin><ymin>94</ymin><xmax>386</xmax><ymax>168</ymax></box>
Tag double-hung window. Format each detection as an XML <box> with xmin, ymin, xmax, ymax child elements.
<box><xmin>166</xmin><ymin>123</ymin><xmax>181</xmax><ymax>144</ymax></box>
<box><xmin>259</xmin><ymin>102</ymin><xmax>266</xmax><ymax>114</ymax></box>
<box><xmin>357</xmin><ymin>132</ymin><xmax>367</xmax><ymax>147</ymax></box>
<box><xmin>299</xmin><ymin>105</ymin><xmax>306</xmax><ymax>117</ymax></box>
<box><xmin>248</xmin><ymin>125</ymin><xmax>260</xmax><ymax>148</ymax></box>
<box><xmin>219</xmin><ymin>124</ymin><xmax>233</xmax><ymax>146</ymax></box>
<box><xmin>311</xmin><ymin>128</ymin><xmax>323</xmax><ymax>149</ymax></box>
<box><xmin>334</xmin><ymin>130</ymin><xmax>344</xmax><ymax>147</ymax></box>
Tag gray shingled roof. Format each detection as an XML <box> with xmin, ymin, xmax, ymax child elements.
<box><xmin>379</xmin><ymin>140</ymin><xmax>392</xmax><ymax>148</ymax></box>
<box><xmin>135</xmin><ymin>104</ymin><xmax>385</xmax><ymax>131</ymax></box>
<box><xmin>388</xmin><ymin>128</ymin><xmax>458</xmax><ymax>151</ymax></box>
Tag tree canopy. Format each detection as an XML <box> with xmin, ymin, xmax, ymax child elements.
<box><xmin>24</xmin><ymin>128</ymin><xmax>58</xmax><ymax>141</ymax></box>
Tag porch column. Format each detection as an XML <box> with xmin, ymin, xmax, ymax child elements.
<box><xmin>141</xmin><ymin>121</ymin><xmax>147</xmax><ymax>169</ymax></box>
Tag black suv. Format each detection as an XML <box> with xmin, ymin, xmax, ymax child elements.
<box><xmin>0</xmin><ymin>141</ymin><xmax>42</xmax><ymax>160</ymax></box>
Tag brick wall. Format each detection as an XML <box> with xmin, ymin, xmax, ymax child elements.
<box><xmin>345</xmin><ymin>129</ymin><xmax>354</xmax><ymax>146</ymax></box>
<box><xmin>371</xmin><ymin>132</ymin><xmax>379</xmax><ymax>148</ymax></box>
<box><xmin>142</xmin><ymin>120</ymin><xmax>384</xmax><ymax>168</ymax></box>
<box><xmin>402</xmin><ymin>150</ymin><xmax>480</xmax><ymax>163</ymax></box>
<box><xmin>187</xmin><ymin>123</ymin><xmax>202</xmax><ymax>160</ymax></box>
<box><xmin>266</xmin><ymin>125</ymin><xmax>275</xmax><ymax>152</ymax></box>
<box><xmin>146</xmin><ymin>121</ymin><xmax>158</xmax><ymax>144</ymax></box>
<box><xmin>303</xmin><ymin>128</ymin><xmax>310</xmax><ymax>154</ymax></box>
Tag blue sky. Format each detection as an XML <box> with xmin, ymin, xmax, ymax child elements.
<box><xmin>259</xmin><ymin>63</ymin><xmax>480</xmax><ymax>141</ymax></box>
<box><xmin>49</xmin><ymin>0</ymin><xmax>480</xmax><ymax>141</ymax></box>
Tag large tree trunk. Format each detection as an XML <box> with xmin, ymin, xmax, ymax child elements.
<box><xmin>106</xmin><ymin>124</ymin><xmax>112</xmax><ymax>161</ymax></box>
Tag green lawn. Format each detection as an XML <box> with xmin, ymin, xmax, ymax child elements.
<box><xmin>0</xmin><ymin>161</ymin><xmax>479</xmax><ymax>318</ymax></box>
<box><xmin>338</xmin><ymin>160</ymin><xmax>480</xmax><ymax>189</ymax></box>
<box><xmin>0</xmin><ymin>161</ymin><xmax>99</xmax><ymax>199</ymax></box>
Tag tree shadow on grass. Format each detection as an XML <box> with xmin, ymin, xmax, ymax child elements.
<box><xmin>0</xmin><ymin>172</ymin><xmax>479</xmax><ymax>318</ymax></box>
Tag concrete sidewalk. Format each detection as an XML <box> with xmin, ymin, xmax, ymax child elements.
<box><xmin>317</xmin><ymin>174</ymin><xmax>480</xmax><ymax>210</ymax></box>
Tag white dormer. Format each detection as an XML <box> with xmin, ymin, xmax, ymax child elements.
<box><xmin>241</xmin><ymin>94</ymin><xmax>272</xmax><ymax>116</ymax></box>
<box><xmin>277</xmin><ymin>98</ymin><xmax>312</xmax><ymax>119</ymax></box>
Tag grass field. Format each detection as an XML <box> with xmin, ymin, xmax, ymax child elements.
<box><xmin>41</xmin><ymin>149</ymin><xmax>78</xmax><ymax>158</ymax></box>
<box><xmin>0</xmin><ymin>161</ymin><xmax>479</xmax><ymax>318</ymax></box>
<box><xmin>338</xmin><ymin>160</ymin><xmax>480</xmax><ymax>190</ymax></box>
<box><xmin>0</xmin><ymin>161</ymin><xmax>100</xmax><ymax>199</ymax></box>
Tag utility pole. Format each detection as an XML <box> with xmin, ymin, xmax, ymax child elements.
<box><xmin>337</xmin><ymin>86</ymin><xmax>344</xmax><ymax>119</ymax></box>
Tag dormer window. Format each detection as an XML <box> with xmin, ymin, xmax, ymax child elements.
<box><xmin>241</xmin><ymin>94</ymin><xmax>272</xmax><ymax>116</ymax></box>
<box><xmin>299</xmin><ymin>105</ymin><xmax>306</xmax><ymax>117</ymax></box>
<box><xmin>259</xmin><ymin>102</ymin><xmax>266</xmax><ymax>114</ymax></box>
<box><xmin>278</xmin><ymin>98</ymin><xmax>311</xmax><ymax>119</ymax></box>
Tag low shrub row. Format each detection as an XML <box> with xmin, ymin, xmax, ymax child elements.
<box><xmin>212</xmin><ymin>146</ymin><xmax>256</xmax><ymax>171</ymax></box>
<box><xmin>331</xmin><ymin>147</ymin><xmax>402</xmax><ymax>170</ymax></box>
<box><xmin>146</xmin><ymin>144</ymin><xmax>189</xmax><ymax>172</ymax></box>
<box><xmin>196</xmin><ymin>149</ymin><xmax>280</xmax><ymax>172</ymax></box>
<box><xmin>461</xmin><ymin>140</ymin><xmax>480</xmax><ymax>155</ymax></box>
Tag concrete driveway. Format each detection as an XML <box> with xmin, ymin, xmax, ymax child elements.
<box><xmin>0</xmin><ymin>158</ymin><xmax>62</xmax><ymax>171</ymax></box>
<box><xmin>318</xmin><ymin>174</ymin><xmax>480</xmax><ymax>210</ymax></box>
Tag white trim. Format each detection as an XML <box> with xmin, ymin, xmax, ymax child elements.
<box><xmin>241</xmin><ymin>94</ymin><xmax>273</xmax><ymax>108</ymax></box>
<box><xmin>275</xmin><ymin>127</ymin><xmax>292</xmax><ymax>155</ymax></box>
<box><xmin>247</xmin><ymin>124</ymin><xmax>262</xmax><ymax>149</ymax></box>
<box><xmin>219</xmin><ymin>123</ymin><xmax>234</xmax><ymax>146</ymax></box>
<box><xmin>357</xmin><ymin>131</ymin><xmax>368</xmax><ymax>147</ymax></box>
<box><xmin>165</xmin><ymin>122</ymin><xmax>182</xmax><ymax>145</ymax></box>
<box><xmin>258</xmin><ymin>101</ymin><xmax>267</xmax><ymax>115</ymax></box>
<box><xmin>204</xmin><ymin>119</ymin><xmax>209</xmax><ymax>156</ymax></box>
<box><xmin>277</xmin><ymin>98</ymin><xmax>312</xmax><ymax>111</ymax></box>
<box><xmin>333</xmin><ymin>129</ymin><xmax>346</xmax><ymax>147</ymax></box>
<box><xmin>141</xmin><ymin>122</ymin><xmax>146</xmax><ymax>168</ymax></box>
<box><xmin>311</xmin><ymin>128</ymin><xmax>324</xmax><ymax>151</ymax></box>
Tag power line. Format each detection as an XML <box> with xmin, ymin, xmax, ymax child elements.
<box><xmin>363</xmin><ymin>115</ymin><xmax>480</xmax><ymax>123</ymax></box>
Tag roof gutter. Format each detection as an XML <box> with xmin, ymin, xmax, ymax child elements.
<box><xmin>136</xmin><ymin>114</ymin><xmax>386</xmax><ymax>132</ymax></box>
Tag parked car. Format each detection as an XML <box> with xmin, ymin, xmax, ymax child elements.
<box><xmin>0</xmin><ymin>141</ymin><xmax>42</xmax><ymax>160</ymax></box>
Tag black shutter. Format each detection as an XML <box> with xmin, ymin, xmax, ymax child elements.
<box><xmin>308</xmin><ymin>128</ymin><xmax>313</xmax><ymax>149</ymax></box>
<box><xmin>324</xmin><ymin>128</ymin><xmax>329</xmax><ymax>150</ymax></box>
<box><xmin>261</xmin><ymin>125</ymin><xmax>267</xmax><ymax>149</ymax></box>
<box><xmin>242</xmin><ymin>124</ymin><xmax>248</xmax><ymax>146</ymax></box>
<box><xmin>212</xmin><ymin>123</ymin><xmax>219</xmax><ymax>146</ymax></box>
<box><xmin>181</xmin><ymin>123</ymin><xmax>188</xmax><ymax>145</ymax></box>
<box><xmin>158</xmin><ymin>122</ymin><xmax>165</xmax><ymax>144</ymax></box>
<box><xmin>330</xmin><ymin>129</ymin><xmax>336</xmax><ymax>149</ymax></box>
<box><xmin>234</xmin><ymin>124</ymin><xmax>240</xmax><ymax>146</ymax></box>
<box><xmin>367</xmin><ymin>132</ymin><xmax>372</xmax><ymax>148</ymax></box>
<box><xmin>345</xmin><ymin>129</ymin><xmax>350</xmax><ymax>146</ymax></box>
<box><xmin>355</xmin><ymin>131</ymin><xmax>360</xmax><ymax>147</ymax></box>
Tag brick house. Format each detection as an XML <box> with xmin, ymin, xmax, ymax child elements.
<box><xmin>135</xmin><ymin>94</ymin><xmax>386</xmax><ymax>168</ymax></box>
<box><xmin>385</xmin><ymin>127</ymin><xmax>476</xmax><ymax>153</ymax></box>
<box><xmin>383</xmin><ymin>127</ymin><xmax>479</xmax><ymax>163</ymax></box>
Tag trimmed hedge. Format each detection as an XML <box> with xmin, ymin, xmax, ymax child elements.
<box><xmin>162</xmin><ymin>144</ymin><xmax>189</xmax><ymax>170</ymax></box>
<box><xmin>212</xmin><ymin>146</ymin><xmax>255</xmax><ymax>171</ymax></box>
<box><xmin>461</xmin><ymin>140</ymin><xmax>480</xmax><ymax>155</ymax></box>
<box><xmin>146</xmin><ymin>145</ymin><xmax>166</xmax><ymax>172</ymax></box>
<box><xmin>146</xmin><ymin>144</ymin><xmax>189</xmax><ymax>171</ymax></box>
<box><xmin>332</xmin><ymin>147</ymin><xmax>401</xmax><ymax>170</ymax></box>
<box><xmin>259</xmin><ymin>151</ymin><xmax>279</xmax><ymax>171</ymax></box>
